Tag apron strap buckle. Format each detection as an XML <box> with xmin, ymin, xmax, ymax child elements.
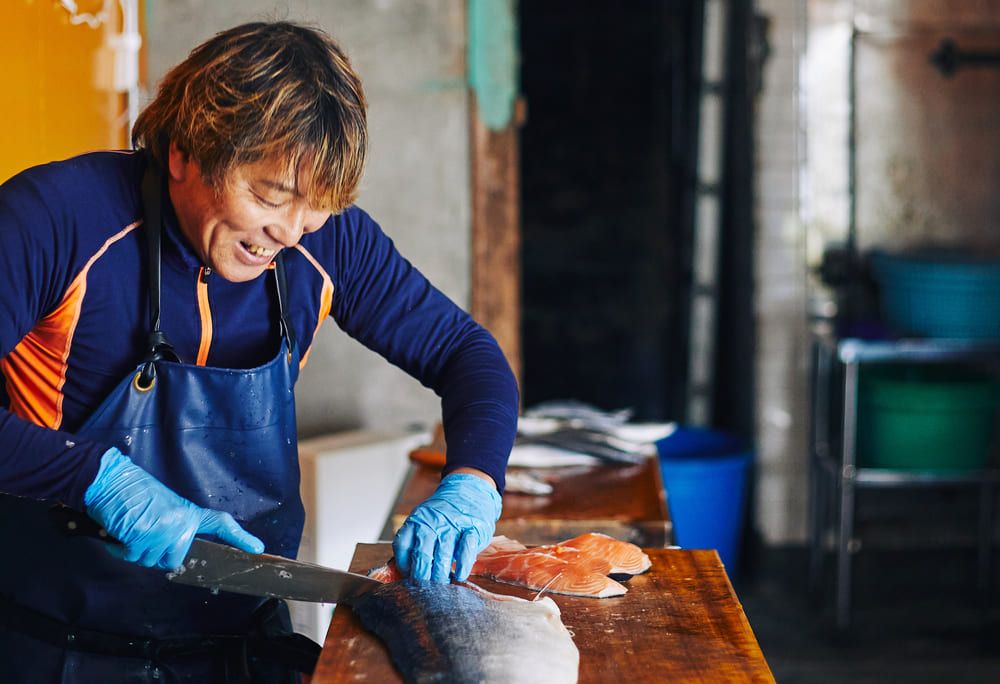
<box><xmin>136</xmin><ymin>331</ymin><xmax>182</xmax><ymax>389</ymax></box>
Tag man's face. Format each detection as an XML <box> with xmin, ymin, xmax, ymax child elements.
<box><xmin>167</xmin><ymin>143</ymin><xmax>331</xmax><ymax>283</ymax></box>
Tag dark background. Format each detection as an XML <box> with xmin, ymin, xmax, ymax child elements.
<box><xmin>518</xmin><ymin>0</ymin><xmax>759</xmax><ymax>438</ymax></box>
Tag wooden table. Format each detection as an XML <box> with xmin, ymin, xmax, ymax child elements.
<box><xmin>388</xmin><ymin>459</ymin><xmax>672</xmax><ymax>548</ymax></box>
<box><xmin>312</xmin><ymin>543</ymin><xmax>774</xmax><ymax>683</ymax></box>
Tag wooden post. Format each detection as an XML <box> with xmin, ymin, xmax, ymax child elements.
<box><xmin>468</xmin><ymin>0</ymin><xmax>523</xmax><ymax>389</ymax></box>
<box><xmin>469</xmin><ymin>96</ymin><xmax>522</xmax><ymax>387</ymax></box>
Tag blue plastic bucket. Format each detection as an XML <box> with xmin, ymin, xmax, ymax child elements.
<box><xmin>869</xmin><ymin>249</ymin><xmax>1000</xmax><ymax>339</ymax></box>
<box><xmin>656</xmin><ymin>427</ymin><xmax>752</xmax><ymax>575</ymax></box>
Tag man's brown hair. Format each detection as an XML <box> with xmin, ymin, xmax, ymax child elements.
<box><xmin>133</xmin><ymin>21</ymin><xmax>368</xmax><ymax>213</ymax></box>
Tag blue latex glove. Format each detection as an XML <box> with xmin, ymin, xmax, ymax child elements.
<box><xmin>393</xmin><ymin>472</ymin><xmax>502</xmax><ymax>582</ymax></box>
<box><xmin>83</xmin><ymin>447</ymin><xmax>265</xmax><ymax>569</ymax></box>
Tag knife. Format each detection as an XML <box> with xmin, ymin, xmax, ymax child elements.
<box><xmin>49</xmin><ymin>505</ymin><xmax>382</xmax><ymax>603</ymax></box>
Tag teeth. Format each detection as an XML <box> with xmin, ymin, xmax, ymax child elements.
<box><xmin>245</xmin><ymin>243</ymin><xmax>276</xmax><ymax>257</ymax></box>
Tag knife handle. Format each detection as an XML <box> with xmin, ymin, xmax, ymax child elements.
<box><xmin>48</xmin><ymin>504</ymin><xmax>121</xmax><ymax>545</ymax></box>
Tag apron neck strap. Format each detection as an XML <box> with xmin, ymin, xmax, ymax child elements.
<box><xmin>140</xmin><ymin>161</ymin><xmax>165</xmax><ymax>336</ymax></box>
<box><xmin>271</xmin><ymin>251</ymin><xmax>296</xmax><ymax>354</ymax></box>
<box><xmin>138</xmin><ymin>158</ymin><xmax>296</xmax><ymax>385</ymax></box>
<box><xmin>138</xmin><ymin>162</ymin><xmax>181</xmax><ymax>387</ymax></box>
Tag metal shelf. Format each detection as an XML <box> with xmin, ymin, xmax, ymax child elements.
<box><xmin>834</xmin><ymin>336</ymin><xmax>1000</xmax><ymax>364</ymax></box>
<box><xmin>807</xmin><ymin>333</ymin><xmax>1000</xmax><ymax>630</ymax></box>
<box><xmin>854</xmin><ymin>467</ymin><xmax>1000</xmax><ymax>487</ymax></box>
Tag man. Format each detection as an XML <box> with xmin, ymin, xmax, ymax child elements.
<box><xmin>0</xmin><ymin>21</ymin><xmax>517</xmax><ymax>682</ymax></box>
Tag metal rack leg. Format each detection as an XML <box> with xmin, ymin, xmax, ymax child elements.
<box><xmin>808</xmin><ymin>339</ymin><xmax>833</xmax><ymax>594</ymax></box>
<box><xmin>836</xmin><ymin>465</ymin><xmax>856</xmax><ymax>630</ymax></box>
<box><xmin>836</xmin><ymin>360</ymin><xmax>860</xmax><ymax>631</ymax></box>
<box><xmin>808</xmin><ymin>452</ymin><xmax>823</xmax><ymax>591</ymax></box>
<box><xmin>978</xmin><ymin>478</ymin><xmax>993</xmax><ymax>591</ymax></box>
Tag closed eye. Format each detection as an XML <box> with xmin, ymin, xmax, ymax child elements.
<box><xmin>253</xmin><ymin>193</ymin><xmax>282</xmax><ymax>209</ymax></box>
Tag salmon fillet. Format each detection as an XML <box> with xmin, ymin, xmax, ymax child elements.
<box><xmin>556</xmin><ymin>532</ymin><xmax>654</xmax><ymax>575</ymax></box>
<box><xmin>368</xmin><ymin>532</ymin><xmax>651</xmax><ymax>599</ymax></box>
<box><xmin>471</xmin><ymin>533</ymin><xmax>651</xmax><ymax>598</ymax></box>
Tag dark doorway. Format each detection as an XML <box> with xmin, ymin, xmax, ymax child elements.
<box><xmin>518</xmin><ymin>1</ymin><xmax>699</xmax><ymax>422</ymax></box>
<box><xmin>518</xmin><ymin>1</ymin><xmax>759</xmax><ymax>433</ymax></box>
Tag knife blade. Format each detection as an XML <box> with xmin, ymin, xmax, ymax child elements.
<box><xmin>165</xmin><ymin>538</ymin><xmax>381</xmax><ymax>603</ymax></box>
<box><xmin>49</xmin><ymin>505</ymin><xmax>381</xmax><ymax>603</ymax></box>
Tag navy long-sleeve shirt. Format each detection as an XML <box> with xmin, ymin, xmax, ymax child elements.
<box><xmin>0</xmin><ymin>150</ymin><xmax>518</xmax><ymax>509</ymax></box>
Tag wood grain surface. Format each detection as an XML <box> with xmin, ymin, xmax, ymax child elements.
<box><xmin>312</xmin><ymin>544</ymin><xmax>774</xmax><ymax>683</ymax></box>
<box><xmin>391</xmin><ymin>460</ymin><xmax>672</xmax><ymax>547</ymax></box>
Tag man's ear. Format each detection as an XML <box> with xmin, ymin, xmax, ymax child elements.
<box><xmin>167</xmin><ymin>141</ymin><xmax>191</xmax><ymax>182</ymax></box>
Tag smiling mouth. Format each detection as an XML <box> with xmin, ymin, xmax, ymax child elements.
<box><xmin>242</xmin><ymin>242</ymin><xmax>277</xmax><ymax>258</ymax></box>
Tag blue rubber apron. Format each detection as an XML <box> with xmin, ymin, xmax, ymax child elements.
<box><xmin>0</xmin><ymin>165</ymin><xmax>305</xmax><ymax>682</ymax></box>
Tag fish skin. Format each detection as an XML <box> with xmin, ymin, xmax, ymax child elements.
<box><xmin>345</xmin><ymin>577</ymin><xmax>579</xmax><ymax>684</ymax></box>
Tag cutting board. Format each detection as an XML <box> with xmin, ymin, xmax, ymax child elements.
<box><xmin>312</xmin><ymin>544</ymin><xmax>774</xmax><ymax>683</ymax></box>
<box><xmin>390</xmin><ymin>459</ymin><xmax>672</xmax><ymax>548</ymax></box>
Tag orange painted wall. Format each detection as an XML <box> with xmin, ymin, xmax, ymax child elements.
<box><xmin>1</xmin><ymin>1</ymin><xmax>134</xmax><ymax>183</ymax></box>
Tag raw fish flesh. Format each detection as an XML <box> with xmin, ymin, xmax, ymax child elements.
<box><xmin>344</xmin><ymin>577</ymin><xmax>579</xmax><ymax>684</ymax></box>
<box><xmin>368</xmin><ymin>533</ymin><xmax>651</xmax><ymax>598</ymax></box>
<box><xmin>471</xmin><ymin>533</ymin><xmax>651</xmax><ymax>598</ymax></box>
<box><xmin>470</xmin><ymin>548</ymin><xmax>625</xmax><ymax>598</ymax></box>
<box><xmin>556</xmin><ymin>532</ymin><xmax>653</xmax><ymax>575</ymax></box>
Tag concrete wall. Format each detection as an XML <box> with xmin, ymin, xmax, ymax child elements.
<box><xmin>143</xmin><ymin>1</ymin><xmax>470</xmax><ymax>437</ymax></box>
<box><xmin>852</xmin><ymin>0</ymin><xmax>1000</xmax><ymax>252</ymax></box>
<box><xmin>753</xmin><ymin>0</ymin><xmax>810</xmax><ymax>544</ymax></box>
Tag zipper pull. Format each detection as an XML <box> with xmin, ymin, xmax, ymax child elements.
<box><xmin>200</xmin><ymin>266</ymin><xmax>212</xmax><ymax>283</ymax></box>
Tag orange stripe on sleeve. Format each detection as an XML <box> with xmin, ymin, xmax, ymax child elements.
<box><xmin>293</xmin><ymin>245</ymin><xmax>335</xmax><ymax>369</ymax></box>
<box><xmin>1</xmin><ymin>222</ymin><xmax>142</xmax><ymax>428</ymax></box>
<box><xmin>195</xmin><ymin>268</ymin><xmax>213</xmax><ymax>365</ymax></box>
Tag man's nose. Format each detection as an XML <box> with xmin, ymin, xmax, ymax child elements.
<box><xmin>268</xmin><ymin>207</ymin><xmax>309</xmax><ymax>247</ymax></box>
